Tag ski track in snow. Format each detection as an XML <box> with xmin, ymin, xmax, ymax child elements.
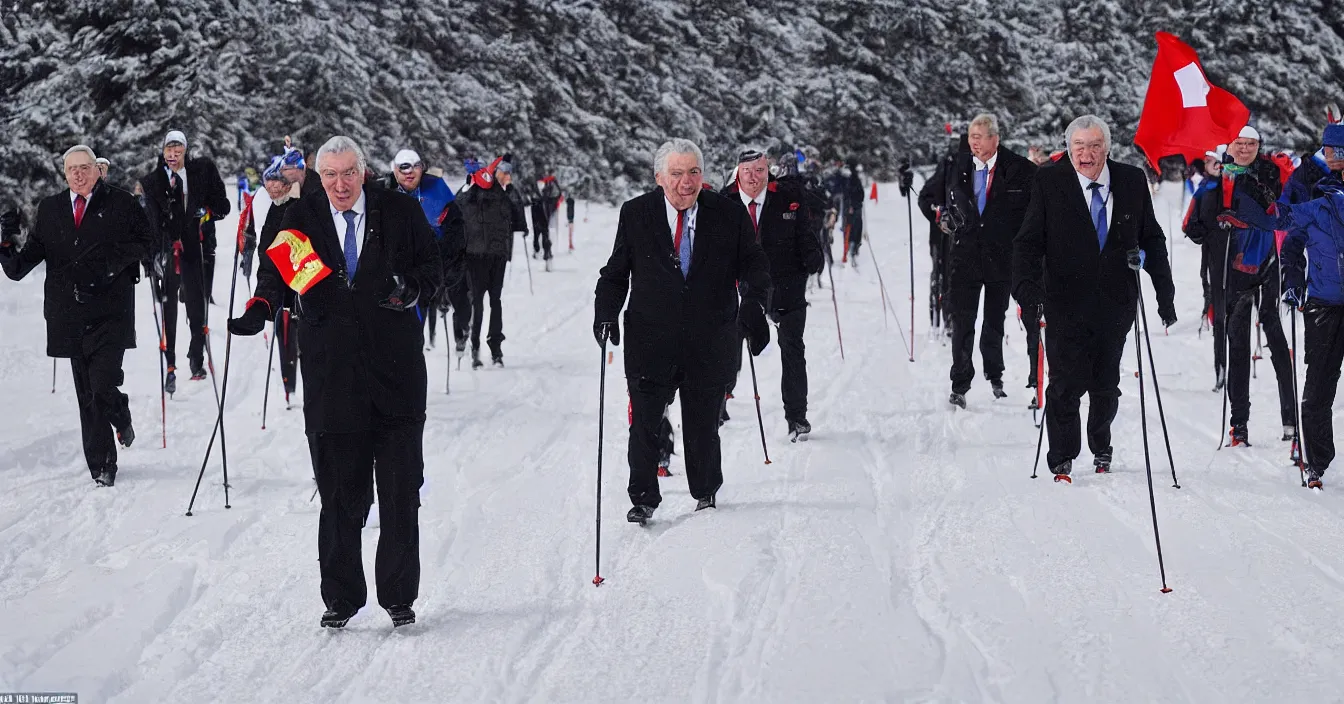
<box><xmin>3</xmin><ymin>182</ymin><xmax>1344</xmax><ymax>702</ymax></box>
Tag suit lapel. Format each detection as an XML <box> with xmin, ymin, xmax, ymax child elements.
<box><xmin>687</xmin><ymin>192</ymin><xmax>714</xmax><ymax>279</ymax></box>
<box><xmin>308</xmin><ymin>193</ymin><xmax>343</xmax><ymax>276</ymax></box>
<box><xmin>358</xmin><ymin>187</ymin><xmax>380</xmax><ymax>282</ymax></box>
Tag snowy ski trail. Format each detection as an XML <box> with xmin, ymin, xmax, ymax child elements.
<box><xmin>3</xmin><ymin>181</ymin><xmax>1344</xmax><ymax>702</ymax></box>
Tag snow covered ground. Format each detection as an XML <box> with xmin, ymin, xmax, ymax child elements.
<box><xmin>3</xmin><ymin>180</ymin><xmax>1344</xmax><ymax>703</ymax></box>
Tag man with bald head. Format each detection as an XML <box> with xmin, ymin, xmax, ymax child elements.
<box><xmin>1</xmin><ymin>145</ymin><xmax>153</xmax><ymax>487</ymax></box>
<box><xmin>595</xmin><ymin>138</ymin><xmax>772</xmax><ymax>524</ymax></box>
<box><xmin>1012</xmin><ymin>115</ymin><xmax>1177</xmax><ymax>480</ymax></box>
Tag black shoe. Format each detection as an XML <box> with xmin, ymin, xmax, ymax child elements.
<box><xmin>789</xmin><ymin>419</ymin><xmax>812</xmax><ymax>443</ymax></box>
<box><xmin>116</xmin><ymin>422</ymin><xmax>135</xmax><ymax>448</ymax></box>
<box><xmin>164</xmin><ymin>368</ymin><xmax>177</xmax><ymax>396</ymax></box>
<box><xmin>657</xmin><ymin>452</ymin><xmax>672</xmax><ymax>477</ymax></box>
<box><xmin>94</xmin><ymin>469</ymin><xmax>116</xmax><ymax>487</ymax></box>
<box><xmin>949</xmin><ymin>392</ymin><xmax>967</xmax><ymax>409</ymax></box>
<box><xmin>492</xmin><ymin>355</ymin><xmax>504</xmax><ymax>367</ymax></box>
<box><xmin>1026</xmin><ymin>376</ymin><xmax>1038</xmax><ymax>389</ymax></box>
<box><xmin>1307</xmin><ymin>468</ymin><xmax>1325</xmax><ymax>489</ymax></box>
<box><xmin>1049</xmin><ymin>459</ymin><xmax>1072</xmax><ymax>476</ymax></box>
<box><xmin>627</xmin><ymin>505</ymin><xmax>655</xmax><ymax>525</ymax></box>
<box><xmin>190</xmin><ymin>361</ymin><xmax>207</xmax><ymax>380</ymax></box>
<box><xmin>695</xmin><ymin>494</ymin><xmax>717</xmax><ymax>511</ymax></box>
<box><xmin>1028</xmin><ymin>396</ymin><xmax>1040</xmax><ymax>411</ymax></box>
<box><xmin>991</xmin><ymin>382</ymin><xmax>1007</xmax><ymax>399</ymax></box>
<box><xmin>1228</xmin><ymin>424</ymin><xmax>1250</xmax><ymax>447</ymax></box>
<box><xmin>455</xmin><ymin>339</ymin><xmax>467</xmax><ymax>355</ymax></box>
<box><xmin>387</xmin><ymin>605</ymin><xmax>416</xmax><ymax>628</ymax></box>
<box><xmin>1094</xmin><ymin>453</ymin><xmax>1112</xmax><ymax>474</ymax></box>
<box><xmin>471</xmin><ymin>347</ymin><xmax>483</xmax><ymax>370</ymax></box>
<box><xmin>321</xmin><ymin>605</ymin><xmax>358</xmax><ymax>629</ymax></box>
<box><xmin>719</xmin><ymin>397</ymin><xmax>730</xmax><ymax>426</ymax></box>
<box><xmin>1281</xmin><ymin>425</ymin><xmax>1297</xmax><ymax>442</ymax></box>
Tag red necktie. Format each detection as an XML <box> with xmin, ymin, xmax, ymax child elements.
<box><xmin>673</xmin><ymin>208</ymin><xmax>686</xmax><ymax>252</ymax></box>
<box><xmin>748</xmin><ymin>200</ymin><xmax>759</xmax><ymax>235</ymax></box>
<box><xmin>73</xmin><ymin>194</ymin><xmax>86</xmax><ymax>228</ymax></box>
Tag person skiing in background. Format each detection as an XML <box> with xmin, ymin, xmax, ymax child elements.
<box><xmin>722</xmin><ymin>149</ymin><xmax>824</xmax><ymax>440</ymax></box>
<box><xmin>541</xmin><ymin>169</ymin><xmax>563</xmax><ymax>230</ymax></box>
<box><xmin>138</xmin><ymin>129</ymin><xmax>230</xmax><ymax>391</ymax></box>
<box><xmin>774</xmin><ymin>146</ymin><xmax>830</xmax><ymax>289</ymax></box>
<box><xmin>841</xmin><ymin>161</ymin><xmax>866</xmax><ymax>265</ymax></box>
<box><xmin>525</xmin><ymin>176</ymin><xmax>553</xmax><ymax>267</ymax></box>
<box><xmin>237</xmin><ymin>171</ymin><xmax>252</xmax><ymax>210</ymax></box>
<box><xmin>457</xmin><ymin>154</ymin><xmax>527</xmax><ymax>368</ymax></box>
<box><xmin>280</xmin><ymin>146</ymin><xmax>323</xmax><ymax>197</ymax></box>
<box><xmin>252</xmin><ymin>158</ymin><xmax>302</xmax><ymax>398</ymax></box>
<box><xmin>227</xmin><ymin>135</ymin><xmax>441</xmax><ymax>629</ymax></box>
<box><xmin>1184</xmin><ymin>146</ymin><xmax>1227</xmax><ymax>388</ymax></box>
<box><xmin>1219</xmin><ymin>121</ymin><xmax>1344</xmax><ymax>488</ymax></box>
<box><xmin>96</xmin><ymin>157</ymin><xmax>110</xmax><ymax>180</ymax></box>
<box><xmin>922</xmin><ymin>114</ymin><xmax>1037</xmax><ymax>408</ymax></box>
<box><xmin>1012</xmin><ymin>115</ymin><xmax>1176</xmax><ymax>480</ymax></box>
<box><xmin>1192</xmin><ymin>126</ymin><xmax>1295</xmax><ymax>446</ymax></box>
<box><xmin>593</xmin><ymin>138</ymin><xmax>771</xmax><ymax>524</ymax></box>
<box><xmin>0</xmin><ymin>145</ymin><xmax>153</xmax><ymax>486</ymax></box>
<box><xmin>918</xmin><ymin>127</ymin><xmax>964</xmax><ymax>334</ymax></box>
<box><xmin>380</xmin><ymin>149</ymin><xmax>466</xmax><ymax>350</ymax></box>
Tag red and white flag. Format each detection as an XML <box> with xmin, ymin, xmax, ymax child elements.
<box><xmin>1135</xmin><ymin>32</ymin><xmax>1250</xmax><ymax>172</ymax></box>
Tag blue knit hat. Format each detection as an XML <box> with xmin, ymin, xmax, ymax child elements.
<box><xmin>1324</xmin><ymin>124</ymin><xmax>1344</xmax><ymax>148</ymax></box>
<box><xmin>262</xmin><ymin>155</ymin><xmax>287</xmax><ymax>183</ymax></box>
<box><xmin>281</xmin><ymin>147</ymin><xmax>306</xmax><ymax>171</ymax></box>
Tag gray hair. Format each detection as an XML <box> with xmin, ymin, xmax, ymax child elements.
<box><xmin>1065</xmin><ymin>114</ymin><xmax>1112</xmax><ymax>153</ymax></box>
<box><xmin>653</xmin><ymin>138</ymin><xmax>704</xmax><ymax>176</ymax></box>
<box><xmin>62</xmin><ymin>144</ymin><xmax>97</xmax><ymax>164</ymax></box>
<box><xmin>316</xmin><ymin>135</ymin><xmax>368</xmax><ymax>174</ymax></box>
<box><xmin>968</xmin><ymin>113</ymin><xmax>1000</xmax><ymax>138</ymax></box>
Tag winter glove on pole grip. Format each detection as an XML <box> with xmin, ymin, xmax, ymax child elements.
<box><xmin>0</xmin><ymin>210</ymin><xmax>19</xmax><ymax>247</ymax></box>
<box><xmin>740</xmin><ymin>299</ymin><xmax>771</xmax><ymax>356</ymax></box>
<box><xmin>378</xmin><ymin>275</ymin><xmax>420</xmax><ymax>311</ymax></box>
<box><xmin>897</xmin><ymin>159</ymin><xmax>914</xmax><ymax>198</ymax></box>
<box><xmin>1126</xmin><ymin>247</ymin><xmax>1143</xmax><ymax>271</ymax></box>
<box><xmin>228</xmin><ymin>298</ymin><xmax>271</xmax><ymax>336</ymax></box>
<box><xmin>594</xmin><ymin>321</ymin><xmax>619</xmax><ymax>347</ymax></box>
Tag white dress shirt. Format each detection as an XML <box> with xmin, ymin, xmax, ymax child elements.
<box><xmin>1076</xmin><ymin>164</ymin><xmax>1114</xmax><ymax>228</ymax></box>
<box><xmin>69</xmin><ymin>190</ymin><xmax>87</xmax><ymax>210</ymax></box>
<box><xmin>738</xmin><ymin>187</ymin><xmax>767</xmax><ymax>219</ymax></box>
<box><xmin>664</xmin><ymin>197</ymin><xmax>698</xmax><ymax>252</ymax></box>
<box><xmin>331</xmin><ymin>190</ymin><xmax>368</xmax><ymax>262</ymax></box>
<box><xmin>166</xmin><ymin>165</ymin><xmax>188</xmax><ymax>203</ymax></box>
<box><xmin>972</xmin><ymin>152</ymin><xmax>999</xmax><ymax>173</ymax></box>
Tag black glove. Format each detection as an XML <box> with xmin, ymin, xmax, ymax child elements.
<box><xmin>1284</xmin><ymin>286</ymin><xmax>1306</xmax><ymax>309</ymax></box>
<box><xmin>228</xmin><ymin>298</ymin><xmax>271</xmax><ymax>336</ymax></box>
<box><xmin>1126</xmin><ymin>247</ymin><xmax>1143</xmax><ymax>271</ymax></box>
<box><xmin>1014</xmin><ymin>281</ymin><xmax>1045</xmax><ymax>307</ymax></box>
<box><xmin>897</xmin><ymin>159</ymin><xmax>914</xmax><ymax>198</ymax></box>
<box><xmin>768</xmin><ymin>308</ymin><xmax>782</xmax><ymax>325</ymax></box>
<box><xmin>378</xmin><ymin>275</ymin><xmax>420</xmax><ymax>311</ymax></box>
<box><xmin>1158</xmin><ymin>303</ymin><xmax>1178</xmax><ymax>328</ymax></box>
<box><xmin>0</xmin><ymin>209</ymin><xmax>19</xmax><ymax>247</ymax></box>
<box><xmin>739</xmin><ymin>300</ymin><xmax>771</xmax><ymax>356</ymax></box>
<box><xmin>594</xmin><ymin>320</ymin><xmax>620</xmax><ymax>347</ymax></box>
<box><xmin>1185</xmin><ymin>229</ymin><xmax>1204</xmax><ymax>246</ymax></box>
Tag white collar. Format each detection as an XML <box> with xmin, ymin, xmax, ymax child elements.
<box><xmin>1077</xmin><ymin>163</ymin><xmax>1112</xmax><ymax>192</ymax></box>
<box><xmin>331</xmin><ymin>189</ymin><xmax>367</xmax><ymax>217</ymax></box>
<box><xmin>664</xmin><ymin>195</ymin><xmax>697</xmax><ymax>218</ymax></box>
<box><xmin>973</xmin><ymin>152</ymin><xmax>998</xmax><ymax>171</ymax></box>
<box><xmin>738</xmin><ymin>186</ymin><xmax>767</xmax><ymax>208</ymax></box>
<box><xmin>69</xmin><ymin>189</ymin><xmax>90</xmax><ymax>205</ymax></box>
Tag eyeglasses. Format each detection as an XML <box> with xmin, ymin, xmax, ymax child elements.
<box><xmin>65</xmin><ymin>163</ymin><xmax>95</xmax><ymax>175</ymax></box>
<box><xmin>396</xmin><ymin>162</ymin><xmax>422</xmax><ymax>174</ymax></box>
<box><xmin>320</xmin><ymin>168</ymin><xmax>362</xmax><ymax>181</ymax></box>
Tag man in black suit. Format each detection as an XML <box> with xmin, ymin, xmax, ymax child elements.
<box><xmin>139</xmin><ymin>130</ymin><xmax>231</xmax><ymax>390</ymax></box>
<box><xmin>1012</xmin><ymin>115</ymin><xmax>1177</xmax><ymax>478</ymax></box>
<box><xmin>594</xmin><ymin>138</ymin><xmax>772</xmax><ymax>524</ymax></box>
<box><xmin>1</xmin><ymin>145</ymin><xmax>153</xmax><ymax>486</ymax></box>
<box><xmin>228</xmin><ymin>136</ymin><xmax>442</xmax><ymax>630</ymax></box>
<box><xmin>722</xmin><ymin>149</ymin><xmax>825</xmax><ymax>440</ymax></box>
<box><xmin>921</xmin><ymin>114</ymin><xmax>1037</xmax><ymax>407</ymax></box>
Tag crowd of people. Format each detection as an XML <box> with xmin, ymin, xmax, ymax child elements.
<box><xmin>4</xmin><ymin>103</ymin><xmax>1342</xmax><ymax>628</ymax></box>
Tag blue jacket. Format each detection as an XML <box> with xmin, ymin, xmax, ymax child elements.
<box><xmin>1239</xmin><ymin>188</ymin><xmax>1344</xmax><ymax>305</ymax></box>
<box><xmin>1279</xmin><ymin>153</ymin><xmax>1343</xmax><ymax>300</ymax></box>
<box><xmin>396</xmin><ymin>173</ymin><xmax>456</xmax><ymax>239</ymax></box>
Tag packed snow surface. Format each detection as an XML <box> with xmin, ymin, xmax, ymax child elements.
<box><xmin>2</xmin><ymin>182</ymin><xmax>1342</xmax><ymax>703</ymax></box>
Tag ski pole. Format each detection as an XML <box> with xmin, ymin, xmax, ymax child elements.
<box><xmin>904</xmin><ymin>185</ymin><xmax>915</xmax><ymax>362</ymax></box>
<box><xmin>1136</xmin><ymin>269</ymin><xmax>1181</xmax><ymax>489</ymax></box>
<box><xmin>1133</xmin><ymin>278</ymin><xmax>1173</xmax><ymax>593</ymax></box>
<box><xmin>1215</xmin><ymin>232</ymin><xmax>1232</xmax><ymax>451</ymax></box>
<box><xmin>826</xmin><ymin>261</ymin><xmax>845</xmax><ymax>360</ymax></box>
<box><xmin>443</xmin><ymin>310</ymin><xmax>450</xmax><ymax>395</ymax></box>
<box><xmin>522</xmin><ymin>233</ymin><xmax>534</xmax><ymax>295</ymax></box>
<box><xmin>261</xmin><ymin>306</ymin><xmax>279</xmax><ymax>430</ymax></box>
<box><xmin>841</xmin><ymin>223</ymin><xmax>850</xmax><ymax>264</ymax></box>
<box><xmin>51</xmin><ymin>358</ymin><xmax>56</xmax><ymax>393</ymax></box>
<box><xmin>746</xmin><ymin>341</ymin><xmax>772</xmax><ymax>465</ymax></box>
<box><xmin>1289</xmin><ymin>306</ymin><xmax>1308</xmax><ymax>486</ymax></box>
<box><xmin>593</xmin><ymin>335</ymin><xmax>609</xmax><ymax>587</ymax></box>
<box><xmin>1030</xmin><ymin>319</ymin><xmax>1046</xmax><ymax>479</ymax></box>
<box><xmin>149</xmin><ymin>281</ymin><xmax>167</xmax><ymax>448</ymax></box>
<box><xmin>866</xmin><ymin>236</ymin><xmax>911</xmax><ymax>360</ymax></box>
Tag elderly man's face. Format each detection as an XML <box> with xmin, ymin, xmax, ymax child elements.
<box><xmin>64</xmin><ymin>151</ymin><xmax>98</xmax><ymax>197</ymax></box>
<box><xmin>264</xmin><ymin>179</ymin><xmax>290</xmax><ymax>200</ymax></box>
<box><xmin>656</xmin><ymin>152</ymin><xmax>703</xmax><ymax>211</ymax></box>
<box><xmin>163</xmin><ymin>143</ymin><xmax>186</xmax><ymax>171</ymax></box>
<box><xmin>968</xmin><ymin>123</ymin><xmax>1000</xmax><ymax>163</ymax></box>
<box><xmin>1229</xmin><ymin>137</ymin><xmax>1259</xmax><ymax>167</ymax></box>
<box><xmin>737</xmin><ymin>157</ymin><xmax>769</xmax><ymax>199</ymax></box>
<box><xmin>395</xmin><ymin>164</ymin><xmax>424</xmax><ymax>191</ymax></box>
<box><xmin>1204</xmin><ymin>156</ymin><xmax>1224</xmax><ymax>177</ymax></box>
<box><xmin>281</xmin><ymin>165</ymin><xmax>305</xmax><ymax>185</ymax></box>
<box><xmin>496</xmin><ymin>169</ymin><xmax>512</xmax><ymax>188</ymax></box>
<box><xmin>318</xmin><ymin>151</ymin><xmax>363</xmax><ymax>211</ymax></box>
<box><xmin>1070</xmin><ymin>127</ymin><xmax>1107</xmax><ymax>181</ymax></box>
<box><xmin>1324</xmin><ymin>146</ymin><xmax>1344</xmax><ymax>172</ymax></box>
<box><xmin>97</xmin><ymin>163</ymin><xmax>109</xmax><ymax>178</ymax></box>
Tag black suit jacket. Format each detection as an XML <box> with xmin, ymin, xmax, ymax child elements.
<box><xmin>721</xmin><ymin>178</ymin><xmax>825</xmax><ymax>311</ymax></box>
<box><xmin>139</xmin><ymin>157</ymin><xmax>231</xmax><ymax>266</ymax></box>
<box><xmin>1</xmin><ymin>181</ymin><xmax>152</xmax><ymax>357</ymax></box>
<box><xmin>921</xmin><ymin>145</ymin><xmax>1035</xmax><ymax>284</ymax></box>
<box><xmin>595</xmin><ymin>187</ymin><xmax>771</xmax><ymax>387</ymax></box>
<box><xmin>252</xmin><ymin>186</ymin><xmax>441</xmax><ymax>433</ymax></box>
<box><xmin>1012</xmin><ymin>158</ymin><xmax>1176</xmax><ymax>327</ymax></box>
